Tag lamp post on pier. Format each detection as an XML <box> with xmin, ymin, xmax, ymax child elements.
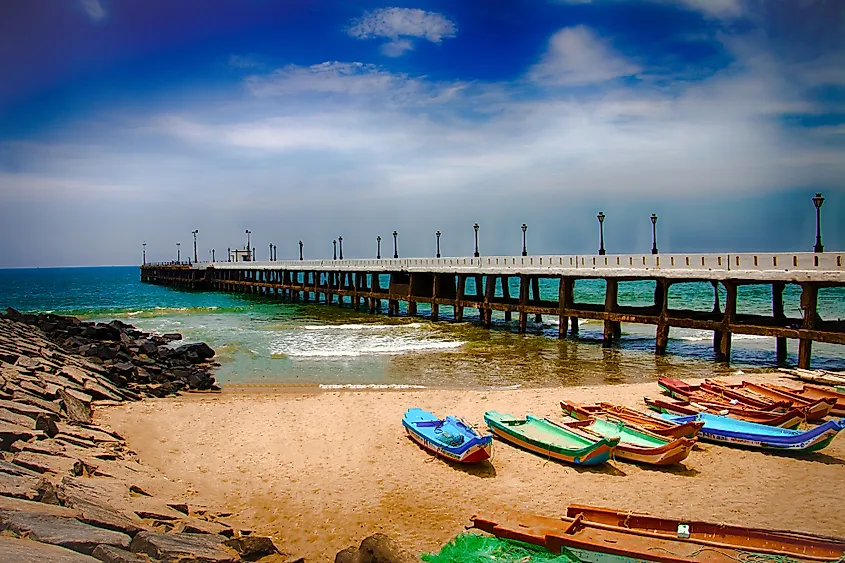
<box><xmin>597</xmin><ymin>212</ymin><xmax>606</xmax><ymax>256</ymax></box>
<box><xmin>269</xmin><ymin>242</ymin><xmax>273</xmax><ymax>261</ymax></box>
<box><xmin>227</xmin><ymin>248</ymin><xmax>231</xmax><ymax>262</ymax></box>
<box><xmin>142</xmin><ymin>242</ymin><xmax>146</xmax><ymax>265</ymax></box>
<box><xmin>192</xmin><ymin>230</ymin><xmax>198</xmax><ymax>262</ymax></box>
<box><xmin>211</xmin><ymin>248</ymin><xmax>215</xmax><ymax>262</ymax></box>
<box><xmin>650</xmin><ymin>214</ymin><xmax>658</xmax><ymax>255</ymax></box>
<box><xmin>813</xmin><ymin>193</ymin><xmax>825</xmax><ymax>253</ymax></box>
<box><xmin>338</xmin><ymin>236</ymin><xmax>343</xmax><ymax>260</ymax></box>
<box><xmin>436</xmin><ymin>231</ymin><xmax>441</xmax><ymax>258</ymax></box>
<box><xmin>245</xmin><ymin>230</ymin><xmax>251</xmax><ymax>257</ymax></box>
<box><xmin>473</xmin><ymin>223</ymin><xmax>480</xmax><ymax>258</ymax></box>
<box><xmin>521</xmin><ymin>224</ymin><xmax>527</xmax><ymax>256</ymax></box>
<box><xmin>333</xmin><ymin>240</ymin><xmax>337</xmax><ymax>260</ymax></box>
<box><xmin>176</xmin><ymin>242</ymin><xmax>180</xmax><ymax>263</ymax></box>
<box><xmin>299</xmin><ymin>241</ymin><xmax>303</xmax><ymax>260</ymax></box>
<box><xmin>393</xmin><ymin>231</ymin><xmax>398</xmax><ymax>259</ymax></box>
<box><xmin>377</xmin><ymin>236</ymin><xmax>381</xmax><ymax>259</ymax></box>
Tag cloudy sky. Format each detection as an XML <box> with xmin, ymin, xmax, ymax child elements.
<box><xmin>1</xmin><ymin>0</ymin><xmax>843</xmax><ymax>267</ymax></box>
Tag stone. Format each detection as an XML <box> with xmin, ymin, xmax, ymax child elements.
<box><xmin>90</xmin><ymin>545</ymin><xmax>149</xmax><ymax>563</ymax></box>
<box><xmin>37</xmin><ymin>414</ymin><xmax>61</xmax><ymax>437</ymax></box>
<box><xmin>173</xmin><ymin>516</ymin><xmax>232</xmax><ymax>536</ymax></box>
<box><xmin>0</xmin><ymin>536</ymin><xmax>101</xmax><ymax>562</ymax></box>
<box><xmin>20</xmin><ymin>379</ymin><xmax>55</xmax><ymax>398</ymax></box>
<box><xmin>161</xmin><ymin>333</ymin><xmax>183</xmax><ymax>341</ymax></box>
<box><xmin>57</xmin><ymin>423</ymin><xmax>122</xmax><ymax>444</ymax></box>
<box><xmin>13</xmin><ymin>451</ymin><xmax>84</xmax><ymax>476</ymax></box>
<box><xmin>13</xmin><ymin>391</ymin><xmax>63</xmax><ymax>415</ymax></box>
<box><xmin>0</xmin><ymin>510</ymin><xmax>131</xmax><ymax>555</ymax></box>
<box><xmin>0</xmin><ymin>406</ymin><xmax>36</xmax><ymax>427</ymax></box>
<box><xmin>0</xmin><ymin>420</ymin><xmax>39</xmax><ymax>448</ymax></box>
<box><xmin>0</xmin><ymin>494</ymin><xmax>79</xmax><ymax>517</ymax></box>
<box><xmin>356</xmin><ymin>534</ymin><xmax>418</xmax><ymax>563</ymax></box>
<box><xmin>335</xmin><ymin>546</ymin><xmax>360</xmax><ymax>563</ymax></box>
<box><xmin>171</xmin><ymin>342</ymin><xmax>215</xmax><ymax>361</ymax></box>
<box><xmin>83</xmin><ymin>379</ymin><xmax>125</xmax><ymax>402</ymax></box>
<box><xmin>63</xmin><ymin>493</ymin><xmax>146</xmax><ymax>536</ymax></box>
<box><xmin>0</xmin><ymin>458</ymin><xmax>43</xmax><ymax>477</ymax></box>
<box><xmin>0</xmin><ymin>398</ymin><xmax>54</xmax><ymax>419</ymax></box>
<box><xmin>0</xmin><ymin>472</ymin><xmax>55</xmax><ymax>501</ymax></box>
<box><xmin>129</xmin><ymin>532</ymin><xmax>238</xmax><ymax>562</ymax></box>
<box><xmin>224</xmin><ymin>535</ymin><xmax>278</xmax><ymax>559</ymax></box>
<box><xmin>16</xmin><ymin>355</ymin><xmax>42</xmax><ymax>371</ymax></box>
<box><xmin>138</xmin><ymin>341</ymin><xmax>157</xmax><ymax>356</ymax></box>
<box><xmin>60</xmin><ymin>388</ymin><xmax>93</xmax><ymax>424</ymax></box>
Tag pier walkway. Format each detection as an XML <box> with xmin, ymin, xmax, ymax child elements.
<box><xmin>141</xmin><ymin>251</ymin><xmax>845</xmax><ymax>369</ymax></box>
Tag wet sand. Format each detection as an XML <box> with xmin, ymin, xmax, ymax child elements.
<box><xmin>99</xmin><ymin>373</ymin><xmax>845</xmax><ymax>562</ymax></box>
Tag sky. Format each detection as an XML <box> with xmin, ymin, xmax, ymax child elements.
<box><xmin>0</xmin><ymin>0</ymin><xmax>843</xmax><ymax>267</ymax></box>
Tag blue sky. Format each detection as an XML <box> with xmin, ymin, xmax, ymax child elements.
<box><xmin>1</xmin><ymin>0</ymin><xmax>843</xmax><ymax>266</ymax></box>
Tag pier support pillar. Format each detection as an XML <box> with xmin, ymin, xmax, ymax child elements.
<box><xmin>531</xmin><ymin>277</ymin><xmax>542</xmax><ymax>323</ymax></box>
<box><xmin>772</xmin><ymin>282</ymin><xmax>787</xmax><ymax>363</ymax></box>
<box><xmin>603</xmin><ymin>279</ymin><xmax>619</xmax><ymax>348</ymax></box>
<box><xmin>455</xmin><ymin>275</ymin><xmax>465</xmax><ymax>322</ymax></box>
<box><xmin>798</xmin><ymin>282</ymin><xmax>819</xmax><ymax>369</ymax></box>
<box><xmin>483</xmin><ymin>275</ymin><xmax>495</xmax><ymax>327</ymax></box>
<box><xmin>502</xmin><ymin>276</ymin><xmax>512</xmax><ymax>322</ymax></box>
<box><xmin>558</xmin><ymin>277</ymin><xmax>572</xmax><ymax>339</ymax></box>
<box><xmin>655</xmin><ymin>279</ymin><xmax>670</xmax><ymax>355</ymax></box>
<box><xmin>431</xmin><ymin>275</ymin><xmax>439</xmax><ymax>320</ymax></box>
<box><xmin>518</xmin><ymin>276</ymin><xmax>528</xmax><ymax>333</ymax></box>
<box><xmin>717</xmin><ymin>282</ymin><xmax>736</xmax><ymax>362</ymax></box>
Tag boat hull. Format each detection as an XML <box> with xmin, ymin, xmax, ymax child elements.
<box><xmin>644</xmin><ymin>397</ymin><xmax>804</xmax><ymax>429</ymax></box>
<box><xmin>404</xmin><ymin>426</ymin><xmax>492</xmax><ymax>463</ymax></box>
<box><xmin>561</xmin><ymin>401</ymin><xmax>703</xmax><ymax>439</ymax></box>
<box><xmin>402</xmin><ymin>408</ymin><xmax>492</xmax><ymax>464</ymax></box>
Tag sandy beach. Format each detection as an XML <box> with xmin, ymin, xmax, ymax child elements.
<box><xmin>99</xmin><ymin>373</ymin><xmax>845</xmax><ymax>562</ymax></box>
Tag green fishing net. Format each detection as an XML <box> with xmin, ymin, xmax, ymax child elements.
<box><xmin>422</xmin><ymin>533</ymin><xmax>581</xmax><ymax>563</ymax></box>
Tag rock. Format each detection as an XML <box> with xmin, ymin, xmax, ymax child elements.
<box><xmin>83</xmin><ymin>325</ymin><xmax>121</xmax><ymax>342</ymax></box>
<box><xmin>60</xmin><ymin>389</ymin><xmax>93</xmax><ymax>424</ymax></box>
<box><xmin>56</xmin><ymin>423</ymin><xmax>122</xmax><ymax>444</ymax></box>
<box><xmin>162</xmin><ymin>333</ymin><xmax>183</xmax><ymax>342</ymax></box>
<box><xmin>224</xmin><ymin>535</ymin><xmax>278</xmax><ymax>559</ymax></box>
<box><xmin>138</xmin><ymin>341</ymin><xmax>157</xmax><ymax>356</ymax></box>
<box><xmin>0</xmin><ymin>510</ymin><xmax>131</xmax><ymax>555</ymax></box>
<box><xmin>0</xmin><ymin>406</ymin><xmax>36</xmax><ymax>427</ymax></box>
<box><xmin>63</xmin><ymin>493</ymin><xmax>146</xmax><ymax>536</ymax></box>
<box><xmin>0</xmin><ymin>472</ymin><xmax>57</xmax><ymax>502</ymax></box>
<box><xmin>16</xmin><ymin>356</ymin><xmax>42</xmax><ymax>371</ymax></box>
<box><xmin>173</xmin><ymin>516</ymin><xmax>232</xmax><ymax>536</ymax></box>
<box><xmin>13</xmin><ymin>451</ymin><xmax>84</xmax><ymax>476</ymax></box>
<box><xmin>0</xmin><ymin>536</ymin><xmax>101</xmax><ymax>562</ymax></box>
<box><xmin>112</xmin><ymin>363</ymin><xmax>137</xmax><ymax>378</ymax></box>
<box><xmin>0</xmin><ymin>458</ymin><xmax>43</xmax><ymax>477</ymax></box>
<box><xmin>0</xmin><ymin>398</ymin><xmax>55</xmax><ymax>420</ymax></box>
<box><xmin>0</xmin><ymin>419</ymin><xmax>39</xmax><ymax>448</ymax></box>
<box><xmin>37</xmin><ymin>414</ymin><xmax>61</xmax><ymax>437</ymax></box>
<box><xmin>97</xmin><ymin>345</ymin><xmax>119</xmax><ymax>361</ymax></box>
<box><xmin>335</xmin><ymin>546</ymin><xmax>360</xmax><ymax>563</ymax></box>
<box><xmin>0</xmin><ymin>494</ymin><xmax>79</xmax><ymax>517</ymax></box>
<box><xmin>129</xmin><ymin>532</ymin><xmax>238</xmax><ymax>562</ymax></box>
<box><xmin>13</xmin><ymin>390</ymin><xmax>63</xmax><ymax>415</ymax></box>
<box><xmin>171</xmin><ymin>342</ymin><xmax>215</xmax><ymax>361</ymax></box>
<box><xmin>353</xmin><ymin>534</ymin><xmax>419</xmax><ymax>563</ymax></box>
<box><xmin>90</xmin><ymin>545</ymin><xmax>149</xmax><ymax>563</ymax></box>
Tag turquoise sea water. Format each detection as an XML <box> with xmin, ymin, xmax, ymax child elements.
<box><xmin>1</xmin><ymin>266</ymin><xmax>843</xmax><ymax>388</ymax></box>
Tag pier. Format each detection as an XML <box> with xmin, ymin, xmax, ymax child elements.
<box><xmin>141</xmin><ymin>251</ymin><xmax>845</xmax><ymax>369</ymax></box>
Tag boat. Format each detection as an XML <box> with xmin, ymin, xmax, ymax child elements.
<box><xmin>704</xmin><ymin>380</ymin><xmax>833</xmax><ymax>421</ymax></box>
<box><xmin>661</xmin><ymin>412</ymin><xmax>845</xmax><ymax>452</ymax></box>
<box><xmin>484</xmin><ymin>411</ymin><xmax>617</xmax><ymax>466</ymax></box>
<box><xmin>644</xmin><ymin>397</ymin><xmax>804</xmax><ymax>429</ymax></box>
<box><xmin>565</xmin><ymin>504</ymin><xmax>845</xmax><ymax>561</ymax></box>
<box><xmin>778</xmin><ymin>384</ymin><xmax>845</xmax><ymax>417</ymax></box>
<box><xmin>402</xmin><ymin>408</ymin><xmax>492</xmax><ymax>463</ymax></box>
<box><xmin>470</xmin><ymin>509</ymin><xmax>845</xmax><ymax>563</ymax></box>
<box><xmin>561</xmin><ymin>417</ymin><xmax>696</xmax><ymax>465</ymax></box>
<box><xmin>700</xmin><ymin>379</ymin><xmax>787</xmax><ymax>410</ymax></box>
<box><xmin>779</xmin><ymin>368</ymin><xmax>845</xmax><ymax>387</ymax></box>
<box><xmin>658</xmin><ymin>378</ymin><xmax>789</xmax><ymax>411</ymax></box>
<box><xmin>560</xmin><ymin>401</ymin><xmax>703</xmax><ymax>439</ymax></box>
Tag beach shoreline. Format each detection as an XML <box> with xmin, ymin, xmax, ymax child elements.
<box><xmin>99</xmin><ymin>373</ymin><xmax>845</xmax><ymax>562</ymax></box>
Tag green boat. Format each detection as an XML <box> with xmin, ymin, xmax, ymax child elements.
<box><xmin>484</xmin><ymin>411</ymin><xmax>618</xmax><ymax>466</ymax></box>
<box><xmin>561</xmin><ymin>416</ymin><xmax>697</xmax><ymax>466</ymax></box>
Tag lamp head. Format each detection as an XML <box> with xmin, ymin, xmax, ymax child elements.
<box><xmin>473</xmin><ymin>223</ymin><xmax>479</xmax><ymax>232</ymax></box>
<box><xmin>436</xmin><ymin>230</ymin><xmax>441</xmax><ymax>236</ymax></box>
<box><xmin>813</xmin><ymin>193</ymin><xmax>825</xmax><ymax>209</ymax></box>
<box><xmin>650</xmin><ymin>213</ymin><xmax>658</xmax><ymax>225</ymax></box>
<box><xmin>521</xmin><ymin>223</ymin><xmax>527</xmax><ymax>232</ymax></box>
<box><xmin>393</xmin><ymin>230</ymin><xmax>398</xmax><ymax>237</ymax></box>
<box><xmin>597</xmin><ymin>211</ymin><xmax>605</xmax><ymax>223</ymax></box>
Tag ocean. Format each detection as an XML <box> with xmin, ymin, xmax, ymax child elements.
<box><xmin>1</xmin><ymin>266</ymin><xmax>843</xmax><ymax>388</ymax></box>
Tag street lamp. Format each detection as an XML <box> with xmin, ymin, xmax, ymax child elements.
<box><xmin>338</xmin><ymin>236</ymin><xmax>343</xmax><ymax>260</ymax></box>
<box><xmin>227</xmin><ymin>247</ymin><xmax>231</xmax><ymax>262</ymax></box>
<box><xmin>176</xmin><ymin>242</ymin><xmax>181</xmax><ymax>263</ymax></box>
<box><xmin>299</xmin><ymin>240</ymin><xmax>303</xmax><ymax>260</ymax></box>
<box><xmin>269</xmin><ymin>242</ymin><xmax>273</xmax><ymax>261</ymax></box>
<box><xmin>521</xmin><ymin>224</ymin><xmax>527</xmax><ymax>257</ymax></box>
<box><xmin>436</xmin><ymin>231</ymin><xmax>441</xmax><ymax>258</ymax></box>
<box><xmin>813</xmin><ymin>193</ymin><xmax>825</xmax><ymax>253</ymax></box>
<box><xmin>142</xmin><ymin>242</ymin><xmax>146</xmax><ymax>265</ymax></box>
<box><xmin>245</xmin><ymin>229</ymin><xmax>251</xmax><ymax>252</ymax></box>
<box><xmin>650</xmin><ymin>214</ymin><xmax>658</xmax><ymax>255</ymax></box>
<box><xmin>597</xmin><ymin>212</ymin><xmax>606</xmax><ymax>256</ymax></box>
<box><xmin>393</xmin><ymin>231</ymin><xmax>398</xmax><ymax>259</ymax></box>
<box><xmin>333</xmin><ymin>239</ymin><xmax>337</xmax><ymax>260</ymax></box>
<box><xmin>377</xmin><ymin>236</ymin><xmax>381</xmax><ymax>259</ymax></box>
<box><xmin>211</xmin><ymin>248</ymin><xmax>215</xmax><ymax>262</ymax></box>
<box><xmin>273</xmin><ymin>244</ymin><xmax>277</xmax><ymax>261</ymax></box>
<box><xmin>192</xmin><ymin>230</ymin><xmax>199</xmax><ymax>262</ymax></box>
<box><xmin>473</xmin><ymin>223</ymin><xmax>480</xmax><ymax>258</ymax></box>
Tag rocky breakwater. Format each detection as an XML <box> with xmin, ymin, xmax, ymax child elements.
<box><xmin>0</xmin><ymin>309</ymin><xmax>302</xmax><ymax>562</ymax></box>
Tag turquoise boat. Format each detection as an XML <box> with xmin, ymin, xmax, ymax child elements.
<box><xmin>661</xmin><ymin>412</ymin><xmax>845</xmax><ymax>453</ymax></box>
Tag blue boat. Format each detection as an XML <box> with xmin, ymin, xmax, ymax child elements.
<box><xmin>403</xmin><ymin>408</ymin><xmax>493</xmax><ymax>463</ymax></box>
<box><xmin>661</xmin><ymin>412</ymin><xmax>845</xmax><ymax>452</ymax></box>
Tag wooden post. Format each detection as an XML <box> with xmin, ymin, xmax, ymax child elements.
<box><xmin>408</xmin><ymin>273</ymin><xmax>417</xmax><ymax>316</ymax></box>
<box><xmin>455</xmin><ymin>275</ymin><xmax>465</xmax><ymax>322</ymax></box>
<box><xmin>718</xmin><ymin>282</ymin><xmax>737</xmax><ymax>362</ymax></box>
<box><xmin>655</xmin><ymin>279</ymin><xmax>670</xmax><ymax>354</ymax></box>
<box><xmin>518</xmin><ymin>275</ymin><xmax>528</xmax><ymax>333</ymax></box>
<box><xmin>483</xmin><ymin>274</ymin><xmax>495</xmax><ymax>327</ymax></box>
<box><xmin>502</xmin><ymin>276</ymin><xmax>512</xmax><ymax>322</ymax></box>
<box><xmin>431</xmin><ymin>274</ymin><xmax>439</xmax><ymax>320</ymax></box>
<box><xmin>557</xmin><ymin>277</ymin><xmax>568</xmax><ymax>338</ymax></box>
<box><xmin>603</xmin><ymin>279</ymin><xmax>618</xmax><ymax>347</ymax></box>
<box><xmin>531</xmin><ymin>277</ymin><xmax>542</xmax><ymax>323</ymax></box>
<box><xmin>798</xmin><ymin>282</ymin><xmax>818</xmax><ymax>369</ymax></box>
<box><xmin>712</xmin><ymin>281</ymin><xmax>722</xmax><ymax>354</ymax></box>
<box><xmin>772</xmin><ymin>282</ymin><xmax>787</xmax><ymax>363</ymax></box>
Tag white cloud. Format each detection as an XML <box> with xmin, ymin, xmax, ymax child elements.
<box><xmin>80</xmin><ymin>0</ymin><xmax>105</xmax><ymax>21</ymax></box>
<box><xmin>347</xmin><ymin>8</ymin><xmax>457</xmax><ymax>56</ymax></box>
<box><xmin>553</xmin><ymin>0</ymin><xmax>742</xmax><ymax>19</ymax></box>
<box><xmin>529</xmin><ymin>26</ymin><xmax>640</xmax><ymax>85</ymax></box>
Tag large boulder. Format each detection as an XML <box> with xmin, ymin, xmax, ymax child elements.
<box><xmin>336</xmin><ymin>534</ymin><xmax>420</xmax><ymax>563</ymax></box>
<box><xmin>171</xmin><ymin>342</ymin><xmax>215</xmax><ymax>362</ymax></box>
<box><xmin>0</xmin><ymin>536</ymin><xmax>100</xmax><ymax>562</ymax></box>
<box><xmin>0</xmin><ymin>510</ymin><xmax>131</xmax><ymax>555</ymax></box>
<box><xmin>129</xmin><ymin>531</ymin><xmax>238</xmax><ymax>562</ymax></box>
